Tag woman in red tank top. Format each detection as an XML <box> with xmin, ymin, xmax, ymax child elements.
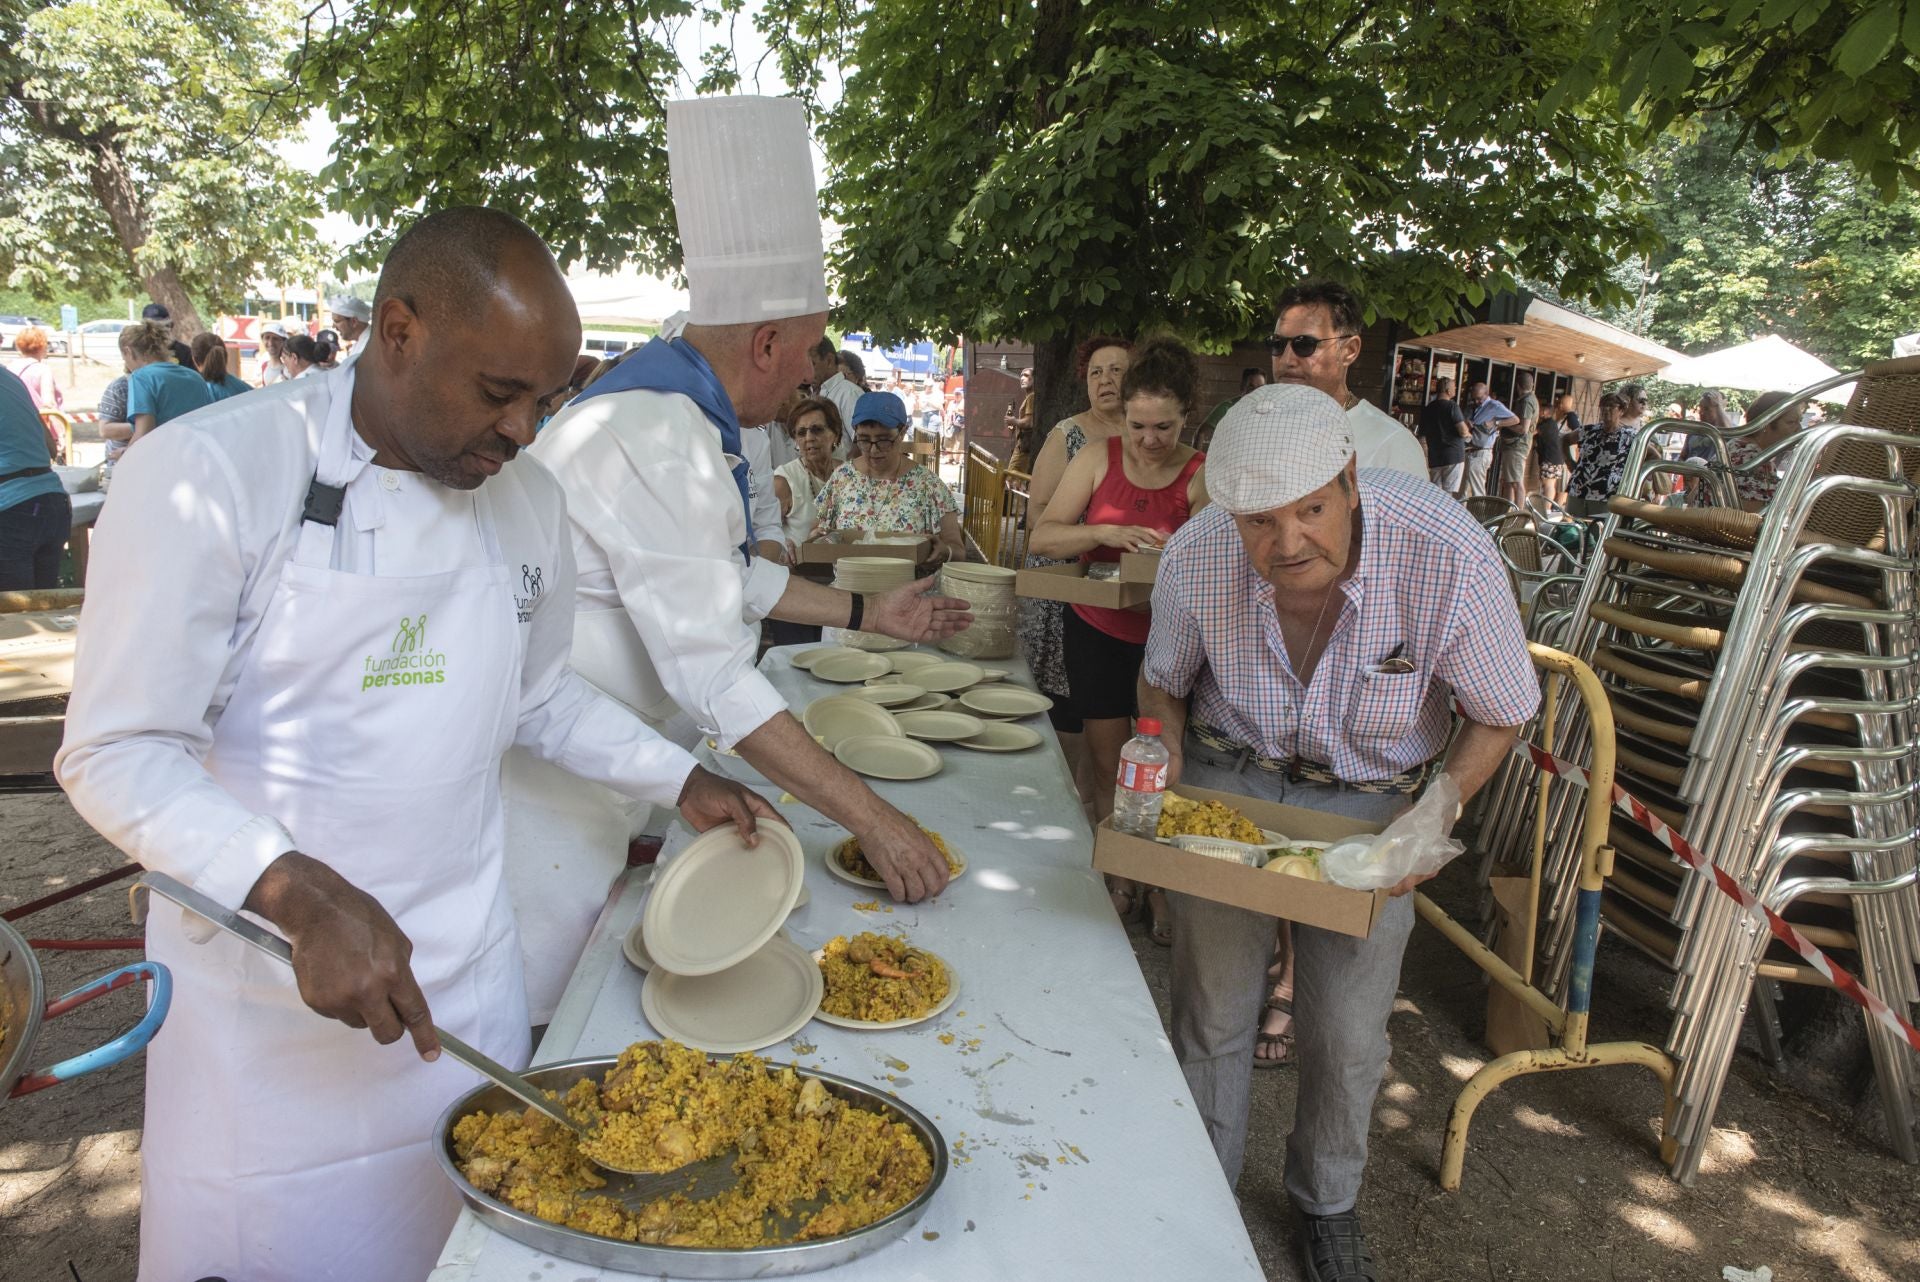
<box><xmin>1030</xmin><ymin>338</ymin><xmax>1208</xmax><ymax>942</ymax></box>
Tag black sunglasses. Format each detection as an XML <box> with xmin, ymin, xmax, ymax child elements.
<box><xmin>1267</xmin><ymin>332</ymin><xmax>1357</xmax><ymax>358</ymax></box>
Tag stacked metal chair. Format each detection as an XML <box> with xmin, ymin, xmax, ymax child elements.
<box><xmin>1475</xmin><ymin>358</ymin><xmax>1920</xmax><ymax>1184</ymax></box>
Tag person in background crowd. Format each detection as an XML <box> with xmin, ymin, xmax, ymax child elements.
<box><xmin>257</xmin><ymin>321</ymin><xmax>290</xmax><ymax>387</ymax></box>
<box><xmin>1139</xmin><ymin>384</ymin><xmax>1536</xmax><ymax>1282</ymax></box>
<box><xmin>1268</xmin><ymin>280</ymin><xmax>1425</xmax><ymax>478</ymax></box>
<box><xmin>1724</xmin><ymin>389</ymin><xmax>1805</xmax><ymax>512</ymax></box>
<box><xmin>811</xmin><ymin>391</ymin><xmax>965</xmax><ymax>562</ymax></box>
<box><xmin>1418</xmin><ymin>376</ymin><xmax>1469</xmax><ymax>496</ymax></box>
<box><xmin>314</xmin><ymin>330</ymin><xmax>344</xmax><ymax>371</ymax></box>
<box><xmin>838</xmin><ymin>348</ymin><xmax>869</xmax><ymax>392</ymax></box>
<box><xmin>774</xmin><ymin>395</ymin><xmax>843</xmax><ymax>564</ymax></box>
<box><xmin>104</xmin><ymin>321</ymin><xmax>211</xmax><ymax>451</ymax></box>
<box><xmin>1534</xmin><ymin>401</ymin><xmax>1571</xmax><ymax>506</ymax></box>
<box><xmin>94</xmin><ymin>365</ymin><xmax>131</xmax><ymax>489</ymax></box>
<box><xmin>0</xmin><ymin>364</ymin><xmax>71</xmax><ymax>590</ymax></box>
<box><xmin>1496</xmin><ymin>372</ymin><xmax>1538</xmax><ymax>505</ymax></box>
<box><xmin>191</xmin><ymin>333</ymin><xmax>253</xmax><ymax>402</ymax></box>
<box><xmin>1618</xmin><ymin>383</ymin><xmax>1650</xmax><ymax>432</ymax></box>
<box><xmin>282</xmin><ymin>333</ymin><xmax>337</xmax><ymax>379</ymax></box>
<box><xmin>1194</xmin><ymin>366</ymin><xmax>1269</xmax><ymax>452</ymax></box>
<box><xmin>810</xmin><ymin>335</ymin><xmax>862</xmax><ymax>452</ymax></box>
<box><xmin>1462</xmin><ymin>381</ymin><xmax>1519</xmax><ymax>499</ymax></box>
<box><xmin>1020</xmin><ymin>334</ymin><xmax>1135</xmax><ymax>788</ymax></box>
<box><xmin>328</xmin><ymin>295</ymin><xmax>372</xmax><ymax>355</ymax></box>
<box><xmin>1030</xmin><ymin>337</ymin><xmax>1209</xmax><ymax>948</ymax></box>
<box><xmin>140</xmin><ymin>303</ymin><xmax>196</xmax><ymax>368</ymax></box>
<box><xmin>1565</xmin><ymin>391</ymin><xmax>1636</xmax><ymax>518</ymax></box>
<box><xmin>11</xmin><ymin>326</ymin><xmax>63</xmax><ymax>413</ymax></box>
<box><xmin>1685</xmin><ymin>388</ymin><xmax>1733</xmax><ymax>466</ymax></box>
<box><xmin>1004</xmin><ymin>365</ymin><xmax>1036</xmax><ymax>468</ymax></box>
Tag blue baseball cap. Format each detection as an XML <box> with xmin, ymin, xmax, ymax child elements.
<box><xmin>851</xmin><ymin>391</ymin><xmax>909</xmax><ymax>430</ymax></box>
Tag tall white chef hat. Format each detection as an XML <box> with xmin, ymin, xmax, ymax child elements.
<box><xmin>1207</xmin><ymin>384</ymin><xmax>1357</xmax><ymax>514</ymax></box>
<box><xmin>328</xmin><ymin>295</ymin><xmax>372</xmax><ymax>323</ymax></box>
<box><xmin>666</xmin><ymin>95</ymin><xmax>828</xmax><ymax>326</ymax></box>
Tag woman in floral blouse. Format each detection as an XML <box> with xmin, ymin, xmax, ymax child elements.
<box><xmin>1566</xmin><ymin>391</ymin><xmax>1637</xmax><ymax>518</ymax></box>
<box><xmin>811</xmin><ymin>391</ymin><xmax>965</xmax><ymax>562</ymax></box>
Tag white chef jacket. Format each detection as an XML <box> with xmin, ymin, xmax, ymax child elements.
<box><xmin>819</xmin><ymin>372</ymin><xmax>861</xmax><ymax>459</ymax></box>
<box><xmin>530</xmin><ymin>386</ymin><xmax>794</xmax><ymax>747</ymax></box>
<box><xmin>1347</xmin><ymin>396</ymin><xmax>1429</xmax><ymax>478</ymax></box>
<box><xmin>56</xmin><ymin>373</ymin><xmax>698</xmax><ymax>911</ymax></box>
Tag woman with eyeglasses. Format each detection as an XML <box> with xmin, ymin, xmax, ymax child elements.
<box><xmin>1565</xmin><ymin>391</ymin><xmax>1635</xmax><ymax>518</ymax></box>
<box><xmin>1030</xmin><ymin>337</ymin><xmax>1208</xmax><ymax>945</ymax></box>
<box><xmin>1018</xmin><ymin>335</ymin><xmax>1135</xmax><ymax>773</ymax></box>
<box><xmin>775</xmin><ymin>394</ymin><xmax>844</xmax><ymax>559</ymax></box>
<box><xmin>811</xmin><ymin>390</ymin><xmax>965</xmax><ymax>562</ymax></box>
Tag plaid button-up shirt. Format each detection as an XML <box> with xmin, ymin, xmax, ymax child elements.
<box><xmin>1144</xmin><ymin>470</ymin><xmax>1539</xmax><ymax>782</ymax></box>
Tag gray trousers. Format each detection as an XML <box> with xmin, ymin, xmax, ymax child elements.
<box><xmin>1463</xmin><ymin>447</ymin><xmax>1494</xmax><ymax>498</ymax></box>
<box><xmin>1168</xmin><ymin>736</ymin><xmax>1416</xmax><ymax>1215</ymax></box>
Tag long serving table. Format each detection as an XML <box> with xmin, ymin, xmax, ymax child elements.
<box><xmin>432</xmin><ymin>645</ymin><xmax>1262</xmax><ymax>1281</ymax></box>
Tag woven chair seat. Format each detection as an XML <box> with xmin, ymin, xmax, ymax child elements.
<box><xmin>1601</xmin><ymin>537</ymin><xmax>1878</xmax><ymax>608</ymax></box>
<box><xmin>1591</xmin><ymin>601</ymin><xmax>1729</xmax><ymax>650</ymax></box>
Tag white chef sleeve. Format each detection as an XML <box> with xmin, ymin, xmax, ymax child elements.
<box><xmin>512</xmin><ymin>494</ymin><xmax>699</xmax><ymax>803</ymax></box>
<box><xmin>54</xmin><ymin>431</ymin><xmax>297</xmax><ymax>912</ymax></box>
<box><xmin>584</xmin><ymin>454</ymin><xmax>792</xmax><ymax>748</ymax></box>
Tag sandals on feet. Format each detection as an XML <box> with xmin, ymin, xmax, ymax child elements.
<box><xmin>1254</xmin><ymin>993</ymin><xmax>1295</xmax><ymax>1069</ymax></box>
<box><xmin>1147</xmin><ymin>889</ymin><xmax>1172</xmax><ymax>947</ymax></box>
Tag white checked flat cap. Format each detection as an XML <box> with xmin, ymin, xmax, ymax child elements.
<box><xmin>1207</xmin><ymin>384</ymin><xmax>1356</xmax><ymax>514</ymax></box>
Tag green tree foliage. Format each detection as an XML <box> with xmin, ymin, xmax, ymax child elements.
<box><xmin>0</xmin><ymin>0</ymin><xmax>327</xmax><ymax>337</ymax></box>
<box><xmin>1576</xmin><ymin>0</ymin><xmax>1920</xmax><ymax>198</ymax></box>
<box><xmin>1629</xmin><ymin>119</ymin><xmax>1920</xmax><ymax>366</ymax></box>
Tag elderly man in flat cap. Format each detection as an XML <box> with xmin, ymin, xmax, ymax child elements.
<box><xmin>1137</xmin><ymin>384</ymin><xmax>1538</xmax><ymax>1282</ymax></box>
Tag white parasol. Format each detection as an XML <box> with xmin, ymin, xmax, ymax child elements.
<box><xmin>1658</xmin><ymin>334</ymin><xmax>1854</xmax><ymax>405</ymax></box>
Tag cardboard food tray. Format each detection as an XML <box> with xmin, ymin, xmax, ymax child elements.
<box><xmin>1093</xmin><ymin>784</ymin><xmax>1391</xmax><ymax>937</ymax></box>
<box><xmin>1014</xmin><ymin>561</ymin><xmax>1153</xmax><ymax>609</ymax></box>
<box><xmin>796</xmin><ymin>533</ymin><xmax>932</xmax><ymax>564</ymax></box>
<box><xmin>1118</xmin><ymin>550</ymin><xmax>1163</xmax><ymax>584</ymax></box>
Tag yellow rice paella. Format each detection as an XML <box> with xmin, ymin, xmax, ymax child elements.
<box><xmin>1156</xmin><ymin>793</ymin><xmax>1263</xmax><ymax>843</ymax></box>
<box><xmin>451</xmin><ymin>1040</ymin><xmax>933</xmax><ymax>1247</ymax></box>
<box><xmin>817</xmin><ymin>933</ymin><xmax>952</xmax><ymax>1022</ymax></box>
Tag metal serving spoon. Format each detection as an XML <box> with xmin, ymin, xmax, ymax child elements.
<box><xmin>136</xmin><ymin>870</ymin><xmax>718</xmax><ymax>1189</ymax></box>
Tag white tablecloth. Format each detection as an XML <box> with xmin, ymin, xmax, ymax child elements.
<box><xmin>432</xmin><ymin>645</ymin><xmax>1261</xmax><ymax>1281</ymax></box>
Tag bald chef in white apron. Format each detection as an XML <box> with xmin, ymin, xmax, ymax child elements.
<box><xmin>56</xmin><ymin>207</ymin><xmax>777</xmax><ymax>1282</ymax></box>
<box><xmin>505</xmin><ymin>96</ymin><xmax>974</xmax><ymax>1023</ymax></box>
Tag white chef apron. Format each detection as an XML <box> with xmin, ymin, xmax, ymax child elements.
<box><xmin>138</xmin><ymin>377</ymin><xmax>532</xmax><ymax>1282</ymax></box>
<box><xmin>501</xmin><ymin>606</ymin><xmax>699</xmax><ymax>1023</ymax></box>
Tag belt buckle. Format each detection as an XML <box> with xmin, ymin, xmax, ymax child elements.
<box><xmin>1286</xmin><ymin>754</ymin><xmax>1306</xmax><ymax>783</ymax></box>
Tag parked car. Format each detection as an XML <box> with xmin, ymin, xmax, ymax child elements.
<box><xmin>0</xmin><ymin>313</ymin><xmax>68</xmax><ymax>355</ymax></box>
<box><xmin>74</xmin><ymin>318</ymin><xmax>136</xmax><ymax>363</ymax></box>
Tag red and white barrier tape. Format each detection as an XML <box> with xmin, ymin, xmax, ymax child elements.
<box><xmin>1512</xmin><ymin>736</ymin><xmax>1920</xmax><ymax>1054</ymax></box>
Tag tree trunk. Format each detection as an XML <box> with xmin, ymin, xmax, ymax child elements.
<box><xmin>1031</xmin><ymin>333</ymin><xmax>1083</xmax><ymax>440</ymax></box>
<box><xmin>86</xmin><ymin>138</ymin><xmax>206</xmax><ymax>341</ymax></box>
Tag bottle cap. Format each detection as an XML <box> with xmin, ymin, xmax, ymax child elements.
<box><xmin>1136</xmin><ymin>717</ymin><xmax>1162</xmax><ymax>736</ymax></box>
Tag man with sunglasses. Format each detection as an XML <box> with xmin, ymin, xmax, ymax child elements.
<box><xmin>1268</xmin><ymin>281</ymin><xmax>1425</xmax><ymax>479</ymax></box>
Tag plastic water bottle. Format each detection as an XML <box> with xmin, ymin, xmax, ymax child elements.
<box><xmin>1112</xmin><ymin>717</ymin><xmax>1171</xmax><ymax>836</ymax></box>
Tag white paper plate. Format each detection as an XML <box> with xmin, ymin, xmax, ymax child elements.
<box><xmin>824</xmin><ymin>837</ymin><xmax>968</xmax><ymax>889</ymax></box>
<box><xmin>802</xmin><ymin>694</ymin><xmax>905</xmax><ymax>749</ymax></box>
<box><xmin>851</xmin><ymin>682</ymin><xmax>927</xmax><ymax>708</ymax></box>
<box><xmin>912</xmin><ymin>660</ymin><xmax>986</xmax><ymax>693</ymax></box>
<box><xmin>958</xmin><ymin>685</ymin><xmax>1055</xmax><ymax>718</ymax></box>
<box><xmin>811</xmin><ymin>652</ymin><xmax>894</xmax><ymax>683</ymax></box>
<box><xmin>641</xmin><ymin>822</ymin><xmax>804</xmax><ymax>976</ymax></box>
<box><xmin>642</xmin><ymin>933</ymin><xmax>823</xmax><ymax>1053</ymax></box>
<box><xmin>895</xmin><ymin>692</ymin><xmax>953</xmax><ymax>712</ymax></box>
<box><xmin>834</xmin><ymin>734</ymin><xmax>943</xmax><ymax>781</ymax></box>
<box><xmin>956</xmin><ymin>721</ymin><xmax>1044</xmax><ymax>752</ymax></box>
<box><xmin>811</xmin><ymin>945</ymin><xmax>961</xmax><ymax>1031</ymax></box>
<box><xmin>622</xmin><ymin>918</ymin><xmax>658</xmax><ymax>972</ymax></box>
<box><xmin>792</xmin><ymin>645</ymin><xmax>860</xmax><ymax>671</ymax></box>
<box><xmin>977</xmin><ymin>668</ymin><xmax>1009</xmax><ymax>683</ymax></box>
<box><xmin>887</xmin><ymin>651</ymin><xmax>946</xmax><ymax>674</ymax></box>
<box><xmin>893</xmin><ymin>709</ymin><xmax>988</xmax><ymax>742</ymax></box>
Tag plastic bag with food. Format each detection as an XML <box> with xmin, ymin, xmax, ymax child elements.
<box><xmin>1319</xmin><ymin>774</ymin><xmax>1464</xmax><ymax>890</ymax></box>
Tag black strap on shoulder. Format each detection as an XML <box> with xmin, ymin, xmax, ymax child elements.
<box><xmin>302</xmin><ymin>475</ymin><xmax>347</xmax><ymax>527</ymax></box>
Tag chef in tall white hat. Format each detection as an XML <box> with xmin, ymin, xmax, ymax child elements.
<box><xmin>512</xmin><ymin>96</ymin><xmax>971</xmax><ymax>1022</ymax></box>
<box><xmin>56</xmin><ymin>206</ymin><xmax>776</xmax><ymax>1281</ymax></box>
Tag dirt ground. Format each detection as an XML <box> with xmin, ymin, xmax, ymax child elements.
<box><xmin>2</xmin><ymin>789</ymin><xmax>1916</xmax><ymax>1282</ymax></box>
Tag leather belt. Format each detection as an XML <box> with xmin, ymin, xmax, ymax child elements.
<box><xmin>1189</xmin><ymin>721</ymin><xmax>1440</xmax><ymax>796</ymax></box>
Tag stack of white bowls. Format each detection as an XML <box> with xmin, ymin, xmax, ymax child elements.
<box><xmin>937</xmin><ymin>562</ymin><xmax>1017</xmax><ymax>659</ymax></box>
<box><xmin>830</xmin><ymin>556</ymin><xmax>916</xmax><ymax>650</ymax></box>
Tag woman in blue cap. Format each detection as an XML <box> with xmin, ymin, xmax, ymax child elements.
<box><xmin>811</xmin><ymin>390</ymin><xmax>966</xmax><ymax>562</ymax></box>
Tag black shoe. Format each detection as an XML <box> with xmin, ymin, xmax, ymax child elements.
<box><xmin>1296</xmin><ymin>1208</ymin><xmax>1379</xmax><ymax>1282</ymax></box>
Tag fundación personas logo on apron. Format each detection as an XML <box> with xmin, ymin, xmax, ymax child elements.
<box><xmin>515</xmin><ymin>563</ymin><xmax>543</xmax><ymax>623</ymax></box>
<box><xmin>362</xmin><ymin>613</ymin><xmax>448</xmax><ymax>691</ymax></box>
